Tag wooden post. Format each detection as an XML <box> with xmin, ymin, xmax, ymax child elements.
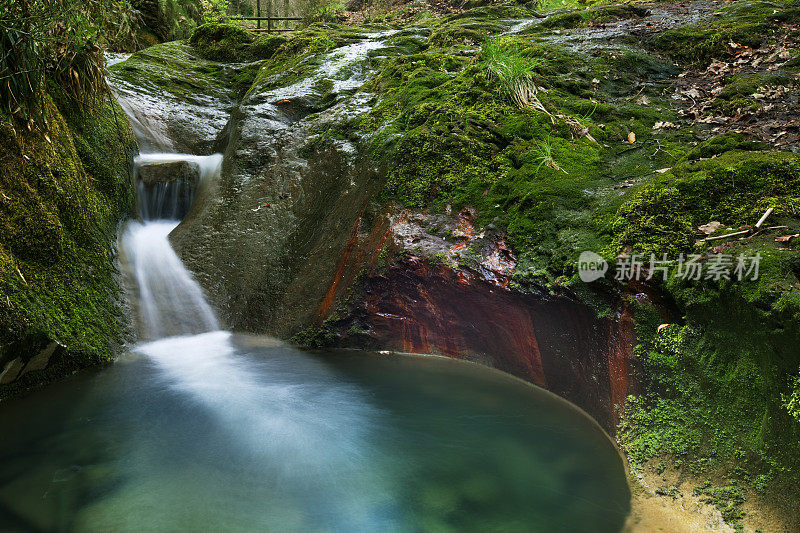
<box><xmin>256</xmin><ymin>0</ymin><xmax>261</xmax><ymax>29</ymax></box>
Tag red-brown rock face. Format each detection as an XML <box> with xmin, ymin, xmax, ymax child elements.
<box><xmin>310</xmin><ymin>208</ymin><xmax>640</xmax><ymax>432</ymax></box>
<box><xmin>329</xmin><ymin>256</ymin><xmax>638</xmax><ymax>432</ymax></box>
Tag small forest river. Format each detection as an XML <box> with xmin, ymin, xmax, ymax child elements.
<box><xmin>0</xmin><ymin>43</ymin><xmax>631</xmax><ymax>532</ymax></box>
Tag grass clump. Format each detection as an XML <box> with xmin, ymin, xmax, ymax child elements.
<box><xmin>481</xmin><ymin>37</ymin><xmax>548</xmax><ymax>110</ymax></box>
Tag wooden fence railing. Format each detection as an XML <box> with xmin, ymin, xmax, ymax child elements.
<box><xmin>230</xmin><ymin>16</ymin><xmax>302</xmax><ymax>33</ymax></box>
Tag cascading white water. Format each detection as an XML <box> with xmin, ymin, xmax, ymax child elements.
<box><xmin>135</xmin><ymin>153</ymin><xmax>223</xmax><ymax>220</ymax></box>
<box><xmin>120</xmin><ymin>150</ymin><xmax>223</xmax><ymax>339</ymax></box>
<box><xmin>121</xmin><ymin>220</ymin><xmax>219</xmax><ymax>340</ymax></box>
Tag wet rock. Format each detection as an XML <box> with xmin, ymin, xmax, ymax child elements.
<box><xmin>19</xmin><ymin>341</ymin><xmax>65</xmax><ymax>376</ymax></box>
<box><xmin>171</xmin><ymin>29</ymin><xmax>409</xmax><ymax>335</ymax></box>
<box><xmin>137</xmin><ymin>160</ymin><xmax>201</xmax><ymax>186</ymax></box>
<box><xmin>0</xmin><ymin>358</ymin><xmax>24</xmax><ymax>385</ymax></box>
<box><xmin>108</xmin><ymin>42</ymin><xmax>238</xmax><ymax>154</ymax></box>
<box><xmin>321</xmin><ymin>255</ymin><xmax>639</xmax><ymax>432</ymax></box>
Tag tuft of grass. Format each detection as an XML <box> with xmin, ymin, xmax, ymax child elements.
<box><xmin>532</xmin><ymin>135</ymin><xmax>566</xmax><ymax>173</ymax></box>
<box><xmin>0</xmin><ymin>0</ymin><xmax>137</xmax><ymax>127</ymax></box>
<box><xmin>481</xmin><ymin>37</ymin><xmax>548</xmax><ymax>111</ymax></box>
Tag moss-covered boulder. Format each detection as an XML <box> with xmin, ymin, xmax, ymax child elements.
<box><xmin>650</xmin><ymin>0</ymin><xmax>800</xmax><ymax>66</ymax></box>
<box><xmin>190</xmin><ymin>23</ymin><xmax>256</xmax><ymax>62</ymax></box>
<box><xmin>0</xmin><ymin>93</ymin><xmax>137</xmax><ymax>399</ymax></box>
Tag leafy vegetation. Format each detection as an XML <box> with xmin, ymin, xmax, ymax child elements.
<box><xmin>481</xmin><ymin>36</ymin><xmax>547</xmax><ymax>109</ymax></box>
<box><xmin>0</xmin><ymin>0</ymin><xmax>137</xmax><ymax>125</ymax></box>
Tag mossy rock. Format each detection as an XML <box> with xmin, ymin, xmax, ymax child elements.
<box><xmin>712</xmin><ymin>72</ymin><xmax>795</xmax><ymax>115</ymax></box>
<box><xmin>539</xmin><ymin>4</ymin><xmax>649</xmax><ymax>30</ymax></box>
<box><xmin>612</xmin><ymin>151</ymin><xmax>800</xmax><ymax>256</ymax></box>
<box><xmin>0</xmin><ymin>91</ymin><xmax>136</xmax><ymax>396</ymax></box>
<box><xmin>687</xmin><ymin>132</ymin><xmax>768</xmax><ymax>161</ymax></box>
<box><xmin>190</xmin><ymin>22</ymin><xmax>255</xmax><ymax>62</ymax></box>
<box><xmin>251</xmin><ymin>33</ymin><xmax>290</xmax><ymax>59</ymax></box>
<box><xmin>650</xmin><ymin>0</ymin><xmax>800</xmax><ymax>66</ymax></box>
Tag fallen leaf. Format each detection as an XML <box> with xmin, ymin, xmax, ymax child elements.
<box><xmin>636</xmin><ymin>95</ymin><xmax>650</xmax><ymax>106</ymax></box>
<box><xmin>776</xmin><ymin>234</ymin><xmax>799</xmax><ymax>242</ymax></box>
<box><xmin>627</xmin><ymin>132</ymin><xmax>636</xmax><ymax>143</ymax></box>
<box><xmin>698</xmin><ymin>221</ymin><xmax>722</xmax><ymax>234</ymax></box>
<box><xmin>657</xmin><ymin>323</ymin><xmax>671</xmax><ymax>334</ymax></box>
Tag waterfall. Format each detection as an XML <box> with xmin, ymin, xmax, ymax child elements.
<box><xmin>120</xmin><ymin>151</ymin><xmax>222</xmax><ymax>340</ymax></box>
<box><xmin>121</xmin><ymin>220</ymin><xmax>219</xmax><ymax>340</ymax></box>
<box><xmin>135</xmin><ymin>153</ymin><xmax>223</xmax><ymax>220</ymax></box>
<box><xmin>116</xmin><ymin>113</ymin><xmax>223</xmax><ymax>339</ymax></box>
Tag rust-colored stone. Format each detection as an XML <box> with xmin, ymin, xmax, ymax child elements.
<box><xmin>334</xmin><ymin>256</ymin><xmax>641</xmax><ymax>432</ymax></box>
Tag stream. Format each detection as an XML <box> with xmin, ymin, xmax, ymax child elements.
<box><xmin>0</xmin><ymin>30</ymin><xmax>632</xmax><ymax>532</ymax></box>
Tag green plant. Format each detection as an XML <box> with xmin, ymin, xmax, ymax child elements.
<box><xmin>480</xmin><ymin>36</ymin><xmax>548</xmax><ymax>111</ymax></box>
<box><xmin>298</xmin><ymin>0</ymin><xmax>343</xmax><ymax>24</ymax></box>
<box><xmin>0</xmin><ymin>0</ymin><xmax>135</xmax><ymax>125</ymax></box>
<box><xmin>532</xmin><ymin>136</ymin><xmax>565</xmax><ymax>173</ymax></box>
<box><xmin>200</xmin><ymin>0</ymin><xmax>230</xmax><ymax>23</ymax></box>
<box><xmin>783</xmin><ymin>369</ymin><xmax>800</xmax><ymax>423</ymax></box>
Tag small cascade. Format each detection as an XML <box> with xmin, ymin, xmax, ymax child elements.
<box><xmin>121</xmin><ymin>221</ymin><xmax>219</xmax><ymax>340</ymax></box>
<box><xmin>121</xmin><ymin>149</ymin><xmax>223</xmax><ymax>339</ymax></box>
<box><xmin>135</xmin><ymin>153</ymin><xmax>222</xmax><ymax>220</ymax></box>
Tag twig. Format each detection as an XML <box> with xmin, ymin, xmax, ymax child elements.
<box><xmin>15</xmin><ymin>265</ymin><xmax>27</xmax><ymax>285</ymax></box>
<box><xmin>746</xmin><ymin>225</ymin><xmax>789</xmax><ymax>239</ymax></box>
<box><xmin>755</xmin><ymin>207</ymin><xmax>773</xmax><ymax>229</ymax></box>
<box><xmin>703</xmin><ymin>228</ymin><xmax>751</xmax><ymax>241</ymax></box>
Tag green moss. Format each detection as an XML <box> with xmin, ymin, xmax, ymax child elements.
<box><xmin>687</xmin><ymin>132</ymin><xmax>769</xmax><ymax>161</ymax></box>
<box><xmin>190</xmin><ymin>22</ymin><xmax>254</xmax><ymax>62</ymax></box>
<box><xmin>650</xmin><ymin>0</ymin><xmax>800</xmax><ymax>66</ymax></box>
<box><xmin>0</xmin><ymin>92</ymin><xmax>135</xmax><ymax>395</ymax></box>
<box><xmin>111</xmin><ymin>42</ymin><xmax>239</xmax><ymax>101</ymax></box>
<box><xmin>250</xmin><ymin>33</ymin><xmax>290</xmax><ymax>59</ymax></box>
<box><xmin>538</xmin><ymin>4</ymin><xmax>648</xmax><ymax>30</ymax></box>
<box><xmin>619</xmin><ymin>263</ymin><xmax>800</xmax><ymax>521</ymax></box>
<box><xmin>362</xmin><ymin>35</ymin><xmax>684</xmax><ymax>278</ymax></box>
<box><xmin>612</xmin><ymin>151</ymin><xmax>800</xmax><ymax>257</ymax></box>
<box><xmin>248</xmin><ymin>26</ymin><xmax>354</xmax><ymax>91</ymax></box>
<box><xmin>712</xmin><ymin>72</ymin><xmax>795</xmax><ymax>115</ymax></box>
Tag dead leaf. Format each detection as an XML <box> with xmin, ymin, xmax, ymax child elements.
<box><xmin>657</xmin><ymin>323</ymin><xmax>671</xmax><ymax>334</ymax></box>
<box><xmin>636</xmin><ymin>95</ymin><xmax>650</xmax><ymax>106</ymax></box>
<box><xmin>627</xmin><ymin>132</ymin><xmax>636</xmax><ymax>143</ymax></box>
<box><xmin>776</xmin><ymin>234</ymin><xmax>799</xmax><ymax>242</ymax></box>
<box><xmin>698</xmin><ymin>221</ymin><xmax>722</xmax><ymax>234</ymax></box>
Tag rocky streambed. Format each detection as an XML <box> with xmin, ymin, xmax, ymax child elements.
<box><xmin>69</xmin><ymin>1</ymin><xmax>800</xmax><ymax>530</ymax></box>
